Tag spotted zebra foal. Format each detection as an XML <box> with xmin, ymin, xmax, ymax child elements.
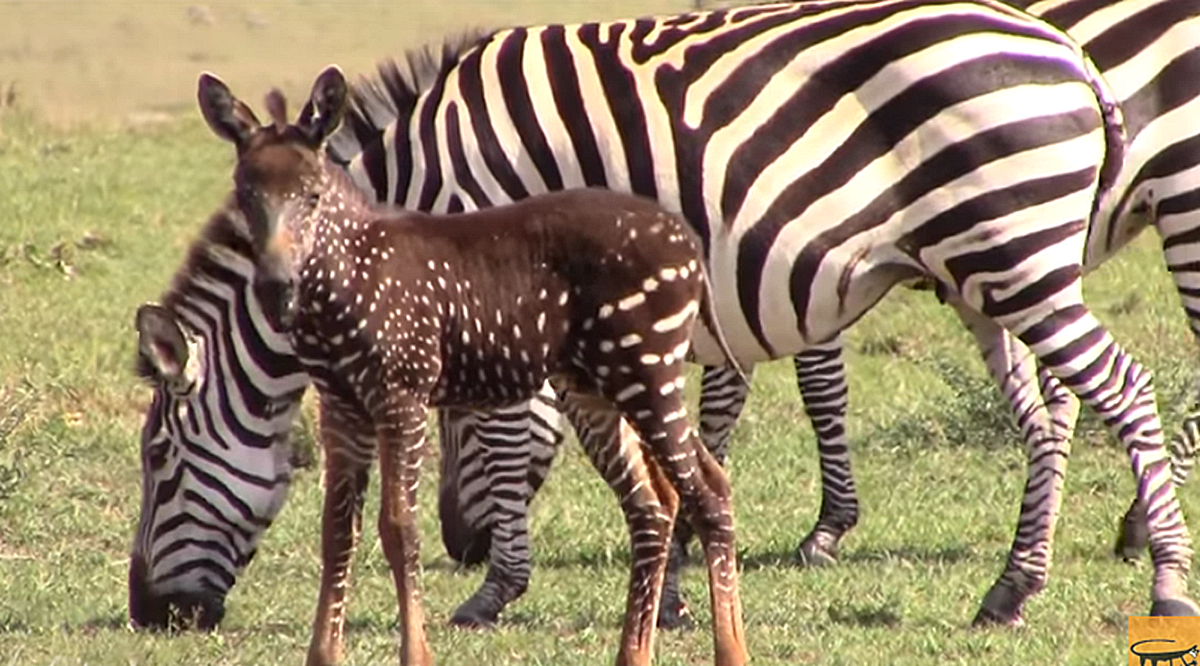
<box><xmin>196</xmin><ymin>66</ymin><xmax>748</xmax><ymax>666</ymax></box>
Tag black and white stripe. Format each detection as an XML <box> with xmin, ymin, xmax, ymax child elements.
<box><xmin>129</xmin><ymin>212</ymin><xmax>306</xmax><ymax>629</ymax></box>
<box><xmin>328</xmin><ymin>0</ymin><xmax>1196</xmax><ymax>626</ymax></box>
<box><xmin>129</xmin><ymin>0</ymin><xmax>1198</xmax><ymax>631</ymax></box>
<box><xmin>682</xmin><ymin>0</ymin><xmax>1200</xmax><ymax>620</ymax></box>
<box><xmin>636</xmin><ymin>0</ymin><xmax>1200</xmax><ymax>626</ymax></box>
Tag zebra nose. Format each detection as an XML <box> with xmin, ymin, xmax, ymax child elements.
<box><xmin>128</xmin><ymin>553</ymin><xmax>226</xmax><ymax>631</ymax></box>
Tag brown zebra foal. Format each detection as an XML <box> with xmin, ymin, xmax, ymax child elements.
<box><xmin>196</xmin><ymin>66</ymin><xmax>748</xmax><ymax>666</ymax></box>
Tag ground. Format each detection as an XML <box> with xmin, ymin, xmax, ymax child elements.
<box><xmin>0</xmin><ymin>1</ymin><xmax>1196</xmax><ymax>665</ymax></box>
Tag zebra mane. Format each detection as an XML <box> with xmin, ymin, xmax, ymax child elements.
<box><xmin>135</xmin><ymin>197</ymin><xmax>254</xmax><ymax>379</ymax></box>
<box><xmin>326</xmin><ymin>28</ymin><xmax>497</xmax><ymax>167</ymax></box>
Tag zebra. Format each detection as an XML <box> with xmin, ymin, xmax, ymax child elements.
<box><xmin>197</xmin><ymin>66</ymin><xmax>748</xmax><ymax>666</ymax></box>
<box><xmin>427</xmin><ymin>0</ymin><xmax>1200</xmax><ymax>628</ymax></box>
<box><xmin>634</xmin><ymin>0</ymin><xmax>1200</xmax><ymax>625</ymax></box>
<box><xmin>126</xmin><ymin>0</ymin><xmax>1197</xmax><ymax>633</ymax></box>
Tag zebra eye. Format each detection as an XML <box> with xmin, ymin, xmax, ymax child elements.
<box><xmin>144</xmin><ymin>438</ymin><xmax>169</xmax><ymax>471</ymax></box>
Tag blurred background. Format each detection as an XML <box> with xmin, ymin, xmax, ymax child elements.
<box><xmin>0</xmin><ymin>0</ymin><xmax>719</xmax><ymax>128</ymax></box>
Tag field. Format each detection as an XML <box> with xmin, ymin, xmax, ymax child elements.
<box><xmin>1</xmin><ymin>1</ymin><xmax>1198</xmax><ymax>665</ymax></box>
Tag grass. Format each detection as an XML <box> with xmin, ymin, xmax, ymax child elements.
<box><xmin>1</xmin><ymin>2</ymin><xmax>1199</xmax><ymax>665</ymax></box>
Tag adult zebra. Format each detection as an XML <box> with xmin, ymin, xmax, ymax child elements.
<box><xmin>126</xmin><ymin>0</ymin><xmax>1196</xmax><ymax>637</ymax></box>
<box><xmin>428</xmin><ymin>0</ymin><xmax>1200</xmax><ymax>628</ymax></box>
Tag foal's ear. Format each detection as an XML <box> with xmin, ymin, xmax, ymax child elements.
<box><xmin>134</xmin><ymin>304</ymin><xmax>191</xmax><ymax>384</ymax></box>
<box><xmin>197</xmin><ymin>72</ymin><xmax>261</xmax><ymax>147</ymax></box>
<box><xmin>297</xmin><ymin>65</ymin><xmax>347</xmax><ymax>147</ymax></box>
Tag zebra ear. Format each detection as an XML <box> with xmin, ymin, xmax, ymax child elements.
<box><xmin>297</xmin><ymin>65</ymin><xmax>347</xmax><ymax>148</ymax></box>
<box><xmin>134</xmin><ymin>304</ymin><xmax>191</xmax><ymax>384</ymax></box>
<box><xmin>197</xmin><ymin>72</ymin><xmax>261</xmax><ymax>148</ymax></box>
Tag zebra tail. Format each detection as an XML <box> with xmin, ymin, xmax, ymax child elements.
<box><xmin>698</xmin><ymin>261</ymin><xmax>750</xmax><ymax>386</ymax></box>
<box><xmin>1079</xmin><ymin>44</ymin><xmax>1127</xmax><ymax>211</ymax></box>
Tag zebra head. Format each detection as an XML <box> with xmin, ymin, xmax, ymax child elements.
<box><xmin>128</xmin><ymin>174</ymin><xmax>308</xmax><ymax>630</ymax></box>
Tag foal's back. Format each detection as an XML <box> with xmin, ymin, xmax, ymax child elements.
<box><xmin>310</xmin><ymin>186</ymin><xmax>708</xmax><ymax>407</ymax></box>
<box><xmin>370</xmin><ymin>188</ymin><xmax>700</xmax><ymax>290</ymax></box>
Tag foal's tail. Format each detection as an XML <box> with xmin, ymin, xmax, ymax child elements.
<box><xmin>697</xmin><ymin>261</ymin><xmax>750</xmax><ymax>387</ymax></box>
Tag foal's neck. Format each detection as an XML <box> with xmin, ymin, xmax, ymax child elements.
<box><xmin>297</xmin><ymin>161</ymin><xmax>376</xmax><ymax>260</ymax></box>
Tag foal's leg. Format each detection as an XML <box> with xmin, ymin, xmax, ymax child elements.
<box><xmin>373</xmin><ymin>394</ymin><xmax>433</xmax><ymax>666</ymax></box>
<box><xmin>554</xmin><ymin>382</ymin><xmax>676</xmax><ymax>666</ymax></box>
<box><xmin>608</xmin><ymin>377</ymin><xmax>746</xmax><ymax>666</ymax></box>
<box><xmin>307</xmin><ymin>396</ymin><xmax>374</xmax><ymax>666</ymax></box>
<box><xmin>659</xmin><ymin>363</ymin><xmax>756</xmax><ymax>630</ymax></box>
<box><xmin>949</xmin><ymin>301</ymin><xmax>1080</xmax><ymax>626</ymax></box>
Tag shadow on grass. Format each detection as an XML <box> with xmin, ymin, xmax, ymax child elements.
<box><xmin>826</xmin><ymin>599</ymin><xmax>903</xmax><ymax>628</ymax></box>
<box><xmin>75</xmin><ymin>614</ymin><xmax>128</xmax><ymax>634</ymax></box>
<box><xmin>734</xmin><ymin>542</ymin><xmax>979</xmax><ymax>571</ymax></box>
<box><xmin>451</xmin><ymin>540</ymin><xmax>985</xmax><ymax>574</ymax></box>
<box><xmin>838</xmin><ymin>543</ymin><xmax>978</xmax><ymax>565</ymax></box>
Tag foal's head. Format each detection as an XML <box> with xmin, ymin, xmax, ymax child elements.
<box><xmin>197</xmin><ymin>66</ymin><xmax>349</xmax><ymax>324</ymax></box>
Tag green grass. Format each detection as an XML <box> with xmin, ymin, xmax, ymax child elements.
<box><xmin>2</xmin><ymin>4</ymin><xmax>1200</xmax><ymax>663</ymax></box>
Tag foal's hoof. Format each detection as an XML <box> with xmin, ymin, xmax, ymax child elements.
<box><xmin>971</xmin><ymin>606</ymin><xmax>1025</xmax><ymax>628</ymax></box>
<box><xmin>796</xmin><ymin>536</ymin><xmax>839</xmax><ymax>568</ymax></box>
<box><xmin>657</xmin><ymin>599</ymin><xmax>695</xmax><ymax>631</ymax></box>
<box><xmin>449</xmin><ymin>603</ymin><xmax>500</xmax><ymax>629</ymax></box>
<box><xmin>1150</xmin><ymin>598</ymin><xmax>1200</xmax><ymax>617</ymax></box>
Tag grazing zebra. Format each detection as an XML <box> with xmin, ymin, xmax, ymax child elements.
<box><xmin>128</xmin><ymin>214</ymin><xmax>308</xmax><ymax>631</ymax></box>
<box><xmin>637</xmin><ymin>0</ymin><xmax>1200</xmax><ymax>624</ymax></box>
<box><xmin>425</xmin><ymin>0</ymin><xmax>1200</xmax><ymax>627</ymax></box>
<box><xmin>197</xmin><ymin>66</ymin><xmax>748</xmax><ymax>666</ymax></box>
<box><xmin>125</xmin><ymin>0</ymin><xmax>1195</xmax><ymax>634</ymax></box>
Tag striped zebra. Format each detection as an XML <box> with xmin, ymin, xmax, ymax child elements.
<box><xmin>126</xmin><ymin>0</ymin><xmax>1198</xmax><ymax>634</ymax></box>
<box><xmin>651</xmin><ymin>0</ymin><xmax>1200</xmax><ymax>623</ymax></box>
<box><xmin>427</xmin><ymin>0</ymin><xmax>1200</xmax><ymax>627</ymax></box>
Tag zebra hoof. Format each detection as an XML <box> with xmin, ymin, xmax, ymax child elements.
<box><xmin>657</xmin><ymin>599</ymin><xmax>694</xmax><ymax>631</ymax></box>
<box><xmin>973</xmin><ymin>583</ymin><xmax>1027</xmax><ymax>628</ymax></box>
<box><xmin>796</xmin><ymin>537</ymin><xmax>838</xmax><ymax>568</ymax></box>
<box><xmin>448</xmin><ymin>604</ymin><xmax>499</xmax><ymax>629</ymax></box>
<box><xmin>1150</xmin><ymin>599</ymin><xmax>1200</xmax><ymax>617</ymax></box>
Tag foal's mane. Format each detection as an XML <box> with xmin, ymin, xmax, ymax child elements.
<box><xmin>326</xmin><ymin>28</ymin><xmax>497</xmax><ymax>167</ymax></box>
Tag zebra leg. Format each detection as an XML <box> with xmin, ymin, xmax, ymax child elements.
<box><xmin>949</xmin><ymin>302</ymin><xmax>1080</xmax><ymax>626</ymax></box>
<box><xmin>306</xmin><ymin>396</ymin><xmax>373</xmax><ymax>666</ymax></box>
<box><xmin>444</xmin><ymin>386</ymin><xmax>564</xmax><ymax>628</ymax></box>
<box><xmin>554</xmin><ymin>381</ymin><xmax>677</xmax><ymax>666</ymax></box>
<box><xmin>794</xmin><ymin>339</ymin><xmax>859</xmax><ymax>567</ymax></box>
<box><xmin>437</xmin><ymin>407</ymin><xmax>490</xmax><ymax>567</ymax></box>
<box><xmin>437</xmin><ymin>387</ymin><xmax>565</xmax><ymax>570</ymax></box>
<box><xmin>374</xmin><ymin>395</ymin><xmax>433</xmax><ymax>666</ymax></box>
<box><xmin>986</xmin><ymin>296</ymin><xmax>1198</xmax><ymax>618</ymax></box>
<box><xmin>1120</xmin><ymin>190</ymin><xmax>1200</xmax><ymax>560</ymax></box>
<box><xmin>658</xmin><ymin>364</ymin><xmax>755</xmax><ymax>631</ymax></box>
<box><xmin>1116</xmin><ymin>404</ymin><xmax>1199</xmax><ymax>561</ymax></box>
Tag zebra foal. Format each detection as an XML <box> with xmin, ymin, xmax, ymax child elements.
<box><xmin>196</xmin><ymin>66</ymin><xmax>748</xmax><ymax>666</ymax></box>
